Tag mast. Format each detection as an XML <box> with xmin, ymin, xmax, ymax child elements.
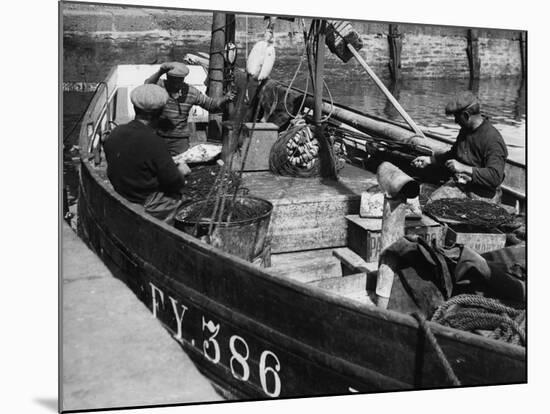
<box><xmin>312</xmin><ymin>19</ymin><xmax>338</xmax><ymax>179</ymax></box>
<box><xmin>207</xmin><ymin>12</ymin><xmax>226</xmax><ymax>140</ymax></box>
<box><xmin>225</xmin><ymin>14</ymin><xmax>236</xmax><ymax>118</ymax></box>
<box><xmin>313</xmin><ymin>20</ymin><xmax>327</xmax><ymax>126</ymax></box>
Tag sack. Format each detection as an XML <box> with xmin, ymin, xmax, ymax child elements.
<box><xmin>382</xmin><ymin>236</ymin><xmax>456</xmax><ymax>317</ymax></box>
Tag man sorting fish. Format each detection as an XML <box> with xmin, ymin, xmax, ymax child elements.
<box><xmin>145</xmin><ymin>62</ymin><xmax>235</xmax><ymax>156</ymax></box>
<box><xmin>412</xmin><ymin>91</ymin><xmax>508</xmax><ymax>203</ymax></box>
<box><xmin>104</xmin><ymin>84</ymin><xmax>191</xmax><ymax>221</ymax></box>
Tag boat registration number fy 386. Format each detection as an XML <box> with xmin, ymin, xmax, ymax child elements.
<box><xmin>149</xmin><ymin>282</ymin><xmax>282</xmax><ymax>397</ymax></box>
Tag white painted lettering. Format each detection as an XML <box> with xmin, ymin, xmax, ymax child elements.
<box><xmin>202</xmin><ymin>317</ymin><xmax>221</xmax><ymax>364</ymax></box>
<box><xmin>229</xmin><ymin>335</ymin><xmax>250</xmax><ymax>381</ymax></box>
<box><xmin>169</xmin><ymin>296</ymin><xmax>189</xmax><ymax>342</ymax></box>
<box><xmin>259</xmin><ymin>350</ymin><xmax>282</xmax><ymax>397</ymax></box>
<box><xmin>149</xmin><ymin>283</ymin><xmax>165</xmax><ymax>319</ymax></box>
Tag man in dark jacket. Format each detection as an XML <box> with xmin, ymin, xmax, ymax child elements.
<box><xmin>412</xmin><ymin>91</ymin><xmax>508</xmax><ymax>202</ymax></box>
<box><xmin>104</xmin><ymin>84</ymin><xmax>191</xmax><ymax>220</ymax></box>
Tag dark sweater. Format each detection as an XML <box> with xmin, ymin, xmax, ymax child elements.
<box><xmin>435</xmin><ymin>119</ymin><xmax>508</xmax><ymax>198</ymax></box>
<box><xmin>104</xmin><ymin>120</ymin><xmax>184</xmax><ymax>203</ymax></box>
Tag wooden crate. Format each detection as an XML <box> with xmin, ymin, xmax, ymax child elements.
<box><xmin>231</xmin><ymin>122</ymin><xmax>279</xmax><ymax>172</ymax></box>
<box><xmin>445</xmin><ymin>225</ymin><xmax>506</xmax><ymax>253</ymax></box>
<box><xmin>346</xmin><ymin>214</ymin><xmax>446</xmax><ymax>262</ymax></box>
<box><xmin>243</xmin><ymin>165</ymin><xmax>377</xmax><ymax>253</ymax></box>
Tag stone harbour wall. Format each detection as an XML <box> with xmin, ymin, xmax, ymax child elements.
<box><xmin>62</xmin><ymin>3</ymin><xmax>525</xmax><ymax>83</ymax></box>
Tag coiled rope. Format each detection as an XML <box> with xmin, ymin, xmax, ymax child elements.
<box><xmin>431</xmin><ymin>294</ymin><xmax>526</xmax><ymax>346</ymax></box>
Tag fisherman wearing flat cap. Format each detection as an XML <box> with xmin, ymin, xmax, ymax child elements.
<box><xmin>104</xmin><ymin>84</ymin><xmax>191</xmax><ymax>221</ymax></box>
<box><xmin>145</xmin><ymin>61</ymin><xmax>235</xmax><ymax>156</ymax></box>
<box><xmin>412</xmin><ymin>91</ymin><xmax>508</xmax><ymax>202</ymax></box>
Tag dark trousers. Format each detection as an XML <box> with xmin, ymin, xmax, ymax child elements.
<box><xmin>143</xmin><ymin>191</ymin><xmax>184</xmax><ymax>223</ymax></box>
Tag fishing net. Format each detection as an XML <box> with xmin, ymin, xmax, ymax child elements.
<box><xmin>180</xmin><ymin>164</ymin><xmax>243</xmax><ymax>204</ymax></box>
<box><xmin>178</xmin><ymin>197</ymin><xmax>270</xmax><ymax>223</ymax></box>
<box><xmin>424</xmin><ymin>198</ymin><xmax>513</xmax><ymax>228</ymax></box>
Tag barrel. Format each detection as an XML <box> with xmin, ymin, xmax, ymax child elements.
<box><xmin>174</xmin><ymin>196</ymin><xmax>273</xmax><ymax>267</ymax></box>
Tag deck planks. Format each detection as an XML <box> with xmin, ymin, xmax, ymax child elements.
<box><xmin>270</xmin><ymin>248</ymin><xmax>343</xmax><ymax>283</ymax></box>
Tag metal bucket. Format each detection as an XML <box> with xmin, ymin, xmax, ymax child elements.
<box><xmin>174</xmin><ymin>196</ymin><xmax>273</xmax><ymax>267</ymax></box>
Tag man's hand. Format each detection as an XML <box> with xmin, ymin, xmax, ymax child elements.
<box><xmin>224</xmin><ymin>91</ymin><xmax>236</xmax><ymax>102</ymax></box>
<box><xmin>445</xmin><ymin>159</ymin><xmax>468</xmax><ymax>174</ymax></box>
<box><xmin>411</xmin><ymin>155</ymin><xmax>432</xmax><ymax>168</ymax></box>
<box><xmin>455</xmin><ymin>173</ymin><xmax>472</xmax><ymax>184</ymax></box>
<box><xmin>177</xmin><ymin>160</ymin><xmax>191</xmax><ymax>176</ymax></box>
<box><xmin>160</xmin><ymin>62</ymin><xmax>175</xmax><ymax>74</ymax></box>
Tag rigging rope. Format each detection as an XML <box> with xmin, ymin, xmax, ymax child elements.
<box><xmin>411</xmin><ymin>312</ymin><xmax>462</xmax><ymax>387</ymax></box>
<box><xmin>226</xmin><ymin>82</ymin><xmax>267</xmax><ymax>222</ymax></box>
<box><xmin>283</xmin><ymin>50</ymin><xmax>310</xmax><ymax>119</ymax></box>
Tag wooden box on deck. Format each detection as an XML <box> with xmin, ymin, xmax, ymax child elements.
<box><xmin>346</xmin><ymin>214</ymin><xmax>446</xmax><ymax>262</ymax></box>
<box><xmin>446</xmin><ymin>225</ymin><xmax>506</xmax><ymax>253</ymax></box>
<box><xmin>231</xmin><ymin>123</ymin><xmax>279</xmax><ymax>172</ymax></box>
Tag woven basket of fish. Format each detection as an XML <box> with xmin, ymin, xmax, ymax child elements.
<box><xmin>269</xmin><ymin>117</ymin><xmax>321</xmax><ymax>178</ymax></box>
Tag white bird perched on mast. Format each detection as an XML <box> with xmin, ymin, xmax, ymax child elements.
<box><xmin>246</xmin><ymin>20</ymin><xmax>276</xmax><ymax>81</ymax></box>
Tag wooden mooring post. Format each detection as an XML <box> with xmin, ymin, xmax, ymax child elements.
<box><xmin>375</xmin><ymin>162</ymin><xmax>420</xmax><ymax>309</ymax></box>
<box><xmin>466</xmin><ymin>29</ymin><xmax>481</xmax><ymax>81</ymax></box>
<box><xmin>388</xmin><ymin>24</ymin><xmax>402</xmax><ymax>83</ymax></box>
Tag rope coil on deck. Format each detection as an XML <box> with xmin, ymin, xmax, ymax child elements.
<box><xmin>431</xmin><ymin>294</ymin><xmax>526</xmax><ymax>346</ymax></box>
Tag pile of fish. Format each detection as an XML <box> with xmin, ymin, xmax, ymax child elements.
<box><xmin>173</xmin><ymin>143</ymin><xmax>222</xmax><ymax>164</ymax></box>
<box><xmin>285</xmin><ymin>120</ymin><xmax>319</xmax><ymax>169</ymax></box>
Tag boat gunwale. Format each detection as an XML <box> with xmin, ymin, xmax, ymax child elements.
<box><xmin>77</xmin><ymin>64</ymin><xmax>526</xmax><ymax>364</ymax></box>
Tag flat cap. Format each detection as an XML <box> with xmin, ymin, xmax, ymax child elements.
<box><xmin>445</xmin><ymin>91</ymin><xmax>479</xmax><ymax>115</ymax></box>
<box><xmin>166</xmin><ymin>62</ymin><xmax>190</xmax><ymax>78</ymax></box>
<box><xmin>130</xmin><ymin>84</ymin><xmax>169</xmax><ymax>112</ymax></box>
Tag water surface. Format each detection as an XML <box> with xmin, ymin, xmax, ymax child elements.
<box><xmin>63</xmin><ymin>36</ymin><xmax>526</xmax><ymax>163</ymax></box>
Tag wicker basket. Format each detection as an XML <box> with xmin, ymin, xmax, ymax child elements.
<box><xmin>269</xmin><ymin>119</ymin><xmax>321</xmax><ymax>178</ymax></box>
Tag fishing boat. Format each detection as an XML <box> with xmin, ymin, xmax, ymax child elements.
<box><xmin>75</xmin><ymin>17</ymin><xmax>526</xmax><ymax>401</ymax></box>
